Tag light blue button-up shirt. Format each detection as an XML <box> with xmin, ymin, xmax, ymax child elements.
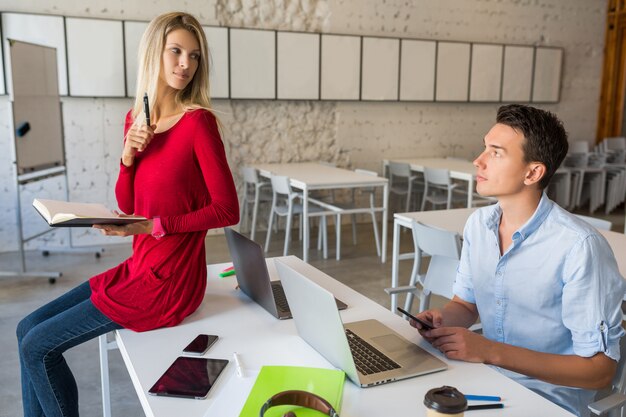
<box><xmin>453</xmin><ymin>194</ymin><xmax>625</xmax><ymax>416</ymax></box>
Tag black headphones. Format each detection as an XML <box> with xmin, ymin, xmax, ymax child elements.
<box><xmin>259</xmin><ymin>390</ymin><xmax>340</xmax><ymax>417</ymax></box>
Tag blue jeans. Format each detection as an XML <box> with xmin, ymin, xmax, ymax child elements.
<box><xmin>16</xmin><ymin>281</ymin><xmax>122</xmax><ymax>417</ymax></box>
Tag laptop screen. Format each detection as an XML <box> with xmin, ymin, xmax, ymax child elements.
<box><xmin>223</xmin><ymin>228</ymin><xmax>279</xmax><ymax>317</ymax></box>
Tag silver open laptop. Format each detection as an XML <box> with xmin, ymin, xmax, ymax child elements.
<box><xmin>275</xmin><ymin>256</ymin><xmax>447</xmax><ymax>387</ymax></box>
<box><xmin>224</xmin><ymin>228</ymin><xmax>347</xmax><ymax>320</ymax></box>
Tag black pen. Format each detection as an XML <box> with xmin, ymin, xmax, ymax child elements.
<box><xmin>467</xmin><ymin>403</ymin><xmax>504</xmax><ymax>411</ymax></box>
<box><xmin>143</xmin><ymin>93</ymin><xmax>151</xmax><ymax>126</ymax></box>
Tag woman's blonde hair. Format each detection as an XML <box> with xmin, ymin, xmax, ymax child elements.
<box><xmin>131</xmin><ymin>12</ymin><xmax>212</xmax><ymax>125</ymax></box>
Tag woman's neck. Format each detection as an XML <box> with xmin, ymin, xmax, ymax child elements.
<box><xmin>153</xmin><ymin>87</ymin><xmax>183</xmax><ymax>123</ymax></box>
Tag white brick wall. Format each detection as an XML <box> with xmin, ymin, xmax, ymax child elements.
<box><xmin>0</xmin><ymin>0</ymin><xmax>608</xmax><ymax>251</ymax></box>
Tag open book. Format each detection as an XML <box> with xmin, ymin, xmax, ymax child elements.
<box><xmin>33</xmin><ymin>198</ymin><xmax>146</xmax><ymax>227</ymax></box>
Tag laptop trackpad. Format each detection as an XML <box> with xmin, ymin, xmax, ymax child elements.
<box><xmin>370</xmin><ymin>334</ymin><xmax>406</xmax><ymax>352</ymax></box>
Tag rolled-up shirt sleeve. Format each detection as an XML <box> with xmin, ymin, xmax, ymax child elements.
<box><xmin>562</xmin><ymin>234</ymin><xmax>625</xmax><ymax>361</ymax></box>
<box><xmin>453</xmin><ymin>219</ymin><xmax>476</xmax><ymax>304</ymax></box>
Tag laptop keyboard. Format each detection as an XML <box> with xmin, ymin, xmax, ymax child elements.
<box><xmin>345</xmin><ymin>329</ymin><xmax>401</xmax><ymax>375</ymax></box>
<box><xmin>271</xmin><ymin>283</ymin><xmax>290</xmax><ymax>312</ymax></box>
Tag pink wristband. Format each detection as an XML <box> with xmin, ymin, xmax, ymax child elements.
<box><xmin>151</xmin><ymin>217</ymin><xmax>165</xmax><ymax>239</ymax></box>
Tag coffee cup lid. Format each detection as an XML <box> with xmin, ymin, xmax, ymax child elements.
<box><xmin>424</xmin><ymin>386</ymin><xmax>468</xmax><ymax>414</ymax></box>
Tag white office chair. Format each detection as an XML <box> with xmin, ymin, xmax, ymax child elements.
<box><xmin>240</xmin><ymin>166</ymin><xmax>272</xmax><ymax>241</ymax></box>
<box><xmin>421</xmin><ymin>167</ymin><xmax>466</xmax><ymax>211</ymax></box>
<box><xmin>547</xmin><ymin>168</ymin><xmax>572</xmax><ymax>209</ymax></box>
<box><xmin>601</xmin><ymin>138</ymin><xmax>626</xmax><ymax>215</ymax></box>
<box><xmin>574</xmin><ymin>214</ymin><xmax>613</xmax><ymax>231</ymax></box>
<box><xmin>326</xmin><ymin>169</ymin><xmax>382</xmax><ymax>260</ymax></box>
<box><xmin>388</xmin><ymin>161</ymin><xmax>420</xmax><ymax>212</ymax></box>
<box><xmin>264</xmin><ymin>175</ymin><xmax>329</xmax><ymax>257</ymax></box>
<box><xmin>605</xmin><ymin>168</ymin><xmax>626</xmax><ymax>215</ymax></box>
<box><xmin>565</xmin><ymin>141</ymin><xmax>608</xmax><ymax>214</ymax></box>
<box><xmin>603</xmin><ymin>137</ymin><xmax>626</xmax><ymax>165</ymax></box>
<box><xmin>442</xmin><ymin>156</ymin><xmax>496</xmax><ymax>207</ymax></box>
<box><xmin>385</xmin><ymin>220</ymin><xmax>462</xmax><ymax>313</ymax></box>
<box><xmin>599</xmin><ymin>137</ymin><xmax>624</xmax><ymax>154</ymax></box>
<box><xmin>588</xmin><ymin>335</ymin><xmax>626</xmax><ymax>417</ymax></box>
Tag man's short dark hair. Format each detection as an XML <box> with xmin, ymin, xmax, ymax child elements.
<box><xmin>496</xmin><ymin>104</ymin><xmax>568</xmax><ymax>189</ymax></box>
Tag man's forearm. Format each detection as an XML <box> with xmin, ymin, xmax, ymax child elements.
<box><xmin>428</xmin><ymin>295</ymin><xmax>614</xmax><ymax>389</ymax></box>
<box><xmin>441</xmin><ymin>298</ymin><xmax>479</xmax><ymax>328</ymax></box>
<box><xmin>488</xmin><ymin>342</ymin><xmax>615</xmax><ymax>390</ymax></box>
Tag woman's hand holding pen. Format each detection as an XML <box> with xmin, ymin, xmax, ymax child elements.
<box><xmin>93</xmin><ymin>219</ymin><xmax>154</xmax><ymax>237</ymax></box>
<box><xmin>122</xmin><ymin>123</ymin><xmax>156</xmax><ymax>167</ymax></box>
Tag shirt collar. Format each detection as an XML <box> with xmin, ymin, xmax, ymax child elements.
<box><xmin>484</xmin><ymin>193</ymin><xmax>554</xmax><ymax>241</ymax></box>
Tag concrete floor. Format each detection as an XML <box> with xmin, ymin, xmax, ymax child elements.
<box><xmin>1</xmin><ymin>207</ymin><xmax>624</xmax><ymax>417</ymax></box>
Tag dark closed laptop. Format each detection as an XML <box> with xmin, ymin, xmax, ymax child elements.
<box><xmin>224</xmin><ymin>228</ymin><xmax>347</xmax><ymax>319</ymax></box>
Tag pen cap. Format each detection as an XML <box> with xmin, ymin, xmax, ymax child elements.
<box><xmin>16</xmin><ymin>122</ymin><xmax>31</xmax><ymax>137</ymax></box>
<box><xmin>424</xmin><ymin>386</ymin><xmax>467</xmax><ymax>416</ymax></box>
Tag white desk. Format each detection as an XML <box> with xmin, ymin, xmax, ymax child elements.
<box><xmin>383</xmin><ymin>157</ymin><xmax>476</xmax><ymax>207</ymax></box>
<box><xmin>115</xmin><ymin>258</ymin><xmax>574</xmax><ymax>417</ymax></box>
<box><xmin>252</xmin><ymin>162</ymin><xmax>389</xmax><ymax>262</ymax></box>
<box><xmin>390</xmin><ymin>208</ymin><xmax>626</xmax><ymax>312</ymax></box>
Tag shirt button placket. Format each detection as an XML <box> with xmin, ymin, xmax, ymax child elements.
<box><xmin>494</xmin><ymin>264</ymin><xmax>505</xmax><ymax>342</ymax></box>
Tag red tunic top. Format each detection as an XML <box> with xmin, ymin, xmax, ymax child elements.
<box><xmin>89</xmin><ymin>109</ymin><xmax>239</xmax><ymax>332</ymax></box>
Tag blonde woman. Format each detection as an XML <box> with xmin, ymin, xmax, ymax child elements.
<box><xmin>17</xmin><ymin>12</ymin><xmax>239</xmax><ymax>417</ymax></box>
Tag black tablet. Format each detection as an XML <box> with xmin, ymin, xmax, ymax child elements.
<box><xmin>148</xmin><ymin>356</ymin><xmax>229</xmax><ymax>399</ymax></box>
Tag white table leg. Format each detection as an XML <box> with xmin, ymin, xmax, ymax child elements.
<box><xmin>381</xmin><ymin>183</ymin><xmax>388</xmax><ymax>263</ymax></box>
<box><xmin>467</xmin><ymin>178</ymin><xmax>474</xmax><ymax>208</ymax></box>
<box><xmin>390</xmin><ymin>218</ymin><xmax>400</xmax><ymax>312</ymax></box>
<box><xmin>303</xmin><ymin>185</ymin><xmax>309</xmax><ymax>263</ymax></box>
<box><xmin>251</xmin><ymin>187</ymin><xmax>260</xmax><ymax>241</ymax></box>
<box><xmin>99</xmin><ymin>334</ymin><xmax>112</xmax><ymax>417</ymax></box>
<box><xmin>336</xmin><ymin>214</ymin><xmax>341</xmax><ymax>261</ymax></box>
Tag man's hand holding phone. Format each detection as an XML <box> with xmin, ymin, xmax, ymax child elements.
<box><xmin>397</xmin><ymin>307</ymin><xmax>444</xmax><ymax>343</ymax></box>
<box><xmin>397</xmin><ymin>307</ymin><xmax>433</xmax><ymax>329</ymax></box>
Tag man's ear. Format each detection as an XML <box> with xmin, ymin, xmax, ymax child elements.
<box><xmin>524</xmin><ymin>163</ymin><xmax>546</xmax><ymax>186</ymax></box>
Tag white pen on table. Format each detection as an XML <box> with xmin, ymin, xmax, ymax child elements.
<box><xmin>233</xmin><ymin>352</ymin><xmax>244</xmax><ymax>378</ymax></box>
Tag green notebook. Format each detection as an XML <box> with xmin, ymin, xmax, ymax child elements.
<box><xmin>238</xmin><ymin>366</ymin><xmax>345</xmax><ymax>417</ymax></box>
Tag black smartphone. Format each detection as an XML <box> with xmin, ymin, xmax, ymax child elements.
<box><xmin>397</xmin><ymin>307</ymin><xmax>434</xmax><ymax>330</ymax></box>
<box><xmin>182</xmin><ymin>334</ymin><xmax>218</xmax><ymax>355</ymax></box>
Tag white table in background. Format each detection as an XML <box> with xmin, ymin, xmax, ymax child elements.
<box><xmin>252</xmin><ymin>162</ymin><xmax>389</xmax><ymax>263</ymax></box>
<box><xmin>390</xmin><ymin>207</ymin><xmax>626</xmax><ymax>312</ymax></box>
<box><xmin>383</xmin><ymin>157</ymin><xmax>476</xmax><ymax>207</ymax></box>
<box><xmin>114</xmin><ymin>258</ymin><xmax>575</xmax><ymax>417</ymax></box>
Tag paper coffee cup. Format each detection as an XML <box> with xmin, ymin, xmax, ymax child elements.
<box><xmin>424</xmin><ymin>386</ymin><xmax>467</xmax><ymax>416</ymax></box>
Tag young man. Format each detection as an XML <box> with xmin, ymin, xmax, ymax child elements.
<box><xmin>412</xmin><ymin>104</ymin><xmax>625</xmax><ymax>416</ymax></box>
